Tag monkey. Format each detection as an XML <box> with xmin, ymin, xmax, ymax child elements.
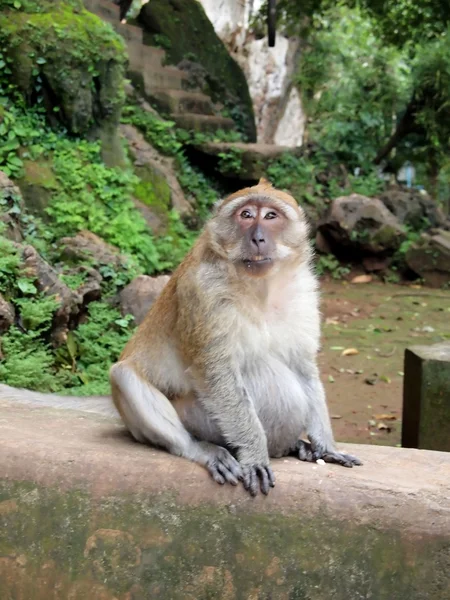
<box><xmin>0</xmin><ymin>179</ymin><xmax>361</xmax><ymax>496</ymax></box>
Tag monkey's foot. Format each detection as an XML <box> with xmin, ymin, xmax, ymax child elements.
<box><xmin>241</xmin><ymin>464</ymin><xmax>275</xmax><ymax>497</ymax></box>
<box><xmin>200</xmin><ymin>442</ymin><xmax>243</xmax><ymax>486</ymax></box>
<box><xmin>296</xmin><ymin>440</ymin><xmax>362</xmax><ymax>468</ymax></box>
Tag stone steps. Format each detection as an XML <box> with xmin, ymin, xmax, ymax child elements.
<box><xmin>172</xmin><ymin>114</ymin><xmax>235</xmax><ymax>133</ymax></box>
<box><xmin>149</xmin><ymin>89</ymin><xmax>214</xmax><ymax>116</ymax></box>
<box><xmin>82</xmin><ymin>0</ymin><xmax>251</xmax><ymax>138</ymax></box>
<box><xmin>190</xmin><ymin>142</ymin><xmax>299</xmax><ymax>180</ymax></box>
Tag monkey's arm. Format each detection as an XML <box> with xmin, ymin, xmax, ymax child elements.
<box><xmin>296</xmin><ymin>364</ymin><xmax>362</xmax><ymax>467</ymax></box>
<box><xmin>195</xmin><ymin>357</ymin><xmax>275</xmax><ymax>496</ymax></box>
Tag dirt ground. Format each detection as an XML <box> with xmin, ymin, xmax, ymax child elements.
<box><xmin>318</xmin><ymin>278</ymin><xmax>450</xmax><ymax>447</ymax></box>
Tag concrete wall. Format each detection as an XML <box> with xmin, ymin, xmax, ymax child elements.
<box><xmin>1</xmin><ymin>399</ymin><xmax>449</xmax><ymax>599</ymax></box>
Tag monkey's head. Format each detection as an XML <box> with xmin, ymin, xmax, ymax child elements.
<box><xmin>209</xmin><ymin>179</ymin><xmax>310</xmax><ymax>277</ymax></box>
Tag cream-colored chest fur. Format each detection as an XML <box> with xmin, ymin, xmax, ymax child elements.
<box><xmin>234</xmin><ymin>264</ymin><xmax>320</xmax><ymax>365</ymax></box>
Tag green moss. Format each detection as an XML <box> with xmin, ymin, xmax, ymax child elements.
<box><xmin>0</xmin><ymin>479</ymin><xmax>448</xmax><ymax>599</ymax></box>
<box><xmin>134</xmin><ymin>165</ymin><xmax>171</xmax><ymax>218</ymax></box>
<box><xmin>138</xmin><ymin>0</ymin><xmax>256</xmax><ymax>141</ymax></box>
<box><xmin>0</xmin><ymin>3</ymin><xmax>126</xmax><ymax>138</ymax></box>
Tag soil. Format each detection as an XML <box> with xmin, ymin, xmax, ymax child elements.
<box><xmin>318</xmin><ymin>278</ymin><xmax>450</xmax><ymax>447</ymax></box>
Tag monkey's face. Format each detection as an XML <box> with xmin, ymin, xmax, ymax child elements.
<box><xmin>210</xmin><ymin>183</ymin><xmax>309</xmax><ymax>278</ymax></box>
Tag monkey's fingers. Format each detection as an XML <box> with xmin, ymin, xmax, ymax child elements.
<box><xmin>242</xmin><ymin>465</ymin><xmax>275</xmax><ymax>496</ymax></box>
<box><xmin>205</xmin><ymin>445</ymin><xmax>243</xmax><ymax>486</ymax></box>
<box><xmin>322</xmin><ymin>451</ymin><xmax>363</xmax><ymax>468</ymax></box>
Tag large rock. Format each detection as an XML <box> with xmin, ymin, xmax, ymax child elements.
<box><xmin>379</xmin><ymin>185</ymin><xmax>446</xmax><ymax>229</ymax></box>
<box><xmin>0</xmin><ymin>400</ymin><xmax>449</xmax><ymax>599</ymax></box>
<box><xmin>318</xmin><ymin>194</ymin><xmax>405</xmax><ymax>255</ymax></box>
<box><xmin>19</xmin><ymin>245</ymin><xmax>78</xmax><ymax>344</ymax></box>
<box><xmin>120</xmin><ymin>123</ymin><xmax>192</xmax><ymax>223</ymax></box>
<box><xmin>0</xmin><ymin>170</ymin><xmax>24</xmax><ymax>242</ymax></box>
<box><xmin>0</xmin><ymin>1</ymin><xmax>127</xmax><ymax>164</ymax></box>
<box><xmin>57</xmin><ymin>230</ymin><xmax>128</xmax><ymax>271</ymax></box>
<box><xmin>138</xmin><ymin>0</ymin><xmax>256</xmax><ymax>141</ymax></box>
<box><xmin>405</xmin><ymin>229</ymin><xmax>450</xmax><ymax>288</ymax></box>
<box><xmin>119</xmin><ymin>274</ymin><xmax>169</xmax><ymax>324</ymax></box>
<box><xmin>0</xmin><ymin>294</ymin><xmax>15</xmax><ymax>334</ymax></box>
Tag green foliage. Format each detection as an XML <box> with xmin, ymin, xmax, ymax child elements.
<box><xmin>315</xmin><ymin>253</ymin><xmax>351</xmax><ymax>279</ymax></box>
<box><xmin>123</xmin><ymin>102</ymin><xmax>221</xmax><ymax>220</ymax></box>
<box><xmin>267</xmin><ymin>151</ymin><xmax>386</xmax><ymax>206</ymax></box>
<box><xmin>297</xmin><ymin>4</ymin><xmax>411</xmax><ymax>168</ymax></box>
<box><xmin>64</xmin><ymin>302</ymin><xmax>135</xmax><ymax>396</ymax></box>
<box><xmin>153</xmin><ymin>210</ymin><xmax>197</xmax><ymax>271</ymax></box>
<box><xmin>217</xmin><ymin>147</ymin><xmax>244</xmax><ymax>175</ymax></box>
<box><xmin>122</xmin><ymin>105</ymin><xmax>182</xmax><ymax>156</ymax></box>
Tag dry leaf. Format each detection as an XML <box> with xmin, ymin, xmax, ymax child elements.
<box><xmin>331</xmin><ymin>414</ymin><xmax>342</xmax><ymax>419</ymax></box>
<box><xmin>374</xmin><ymin>414</ymin><xmax>396</xmax><ymax>421</ymax></box>
<box><xmin>341</xmin><ymin>347</ymin><xmax>359</xmax><ymax>356</ymax></box>
<box><xmin>376</xmin><ymin>422</ymin><xmax>391</xmax><ymax>431</ymax></box>
<box><xmin>351</xmin><ymin>274</ymin><xmax>372</xmax><ymax>284</ymax></box>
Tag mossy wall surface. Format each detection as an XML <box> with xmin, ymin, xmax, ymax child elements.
<box><xmin>138</xmin><ymin>0</ymin><xmax>256</xmax><ymax>142</ymax></box>
<box><xmin>0</xmin><ymin>479</ymin><xmax>449</xmax><ymax>600</ymax></box>
<box><xmin>0</xmin><ymin>0</ymin><xmax>126</xmax><ymax>138</ymax></box>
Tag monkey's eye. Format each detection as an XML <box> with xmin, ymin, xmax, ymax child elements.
<box><xmin>240</xmin><ymin>209</ymin><xmax>253</xmax><ymax>219</ymax></box>
<box><xmin>264</xmin><ymin>211</ymin><xmax>277</xmax><ymax>220</ymax></box>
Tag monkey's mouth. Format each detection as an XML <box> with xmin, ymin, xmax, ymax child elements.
<box><xmin>242</xmin><ymin>257</ymin><xmax>272</xmax><ymax>268</ymax></box>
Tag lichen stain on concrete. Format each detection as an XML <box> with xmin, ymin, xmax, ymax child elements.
<box><xmin>0</xmin><ymin>479</ymin><xmax>449</xmax><ymax>600</ymax></box>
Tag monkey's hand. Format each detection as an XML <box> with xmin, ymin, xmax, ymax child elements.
<box><xmin>237</xmin><ymin>447</ymin><xmax>275</xmax><ymax>496</ymax></box>
<box><xmin>200</xmin><ymin>442</ymin><xmax>243</xmax><ymax>486</ymax></box>
<box><xmin>296</xmin><ymin>440</ymin><xmax>362</xmax><ymax>468</ymax></box>
<box><xmin>241</xmin><ymin>464</ymin><xmax>275</xmax><ymax>496</ymax></box>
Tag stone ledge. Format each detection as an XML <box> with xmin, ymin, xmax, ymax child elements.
<box><xmin>1</xmin><ymin>400</ymin><xmax>449</xmax><ymax>599</ymax></box>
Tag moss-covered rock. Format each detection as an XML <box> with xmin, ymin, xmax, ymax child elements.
<box><xmin>17</xmin><ymin>159</ymin><xmax>58</xmax><ymax>219</ymax></box>
<box><xmin>138</xmin><ymin>0</ymin><xmax>256</xmax><ymax>142</ymax></box>
<box><xmin>0</xmin><ymin>0</ymin><xmax>127</xmax><ymax>163</ymax></box>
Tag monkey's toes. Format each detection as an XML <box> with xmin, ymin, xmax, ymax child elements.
<box><xmin>322</xmin><ymin>451</ymin><xmax>363</xmax><ymax>468</ymax></box>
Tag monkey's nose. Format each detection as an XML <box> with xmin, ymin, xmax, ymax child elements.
<box><xmin>251</xmin><ymin>236</ymin><xmax>266</xmax><ymax>250</ymax></box>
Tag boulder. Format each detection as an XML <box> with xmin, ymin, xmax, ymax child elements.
<box><xmin>0</xmin><ymin>294</ymin><xmax>15</xmax><ymax>334</ymax></box>
<box><xmin>405</xmin><ymin>229</ymin><xmax>450</xmax><ymax>288</ymax></box>
<box><xmin>120</xmin><ymin>124</ymin><xmax>192</xmax><ymax>221</ymax></box>
<box><xmin>379</xmin><ymin>185</ymin><xmax>446</xmax><ymax>229</ymax></box>
<box><xmin>0</xmin><ymin>1</ymin><xmax>127</xmax><ymax>165</ymax></box>
<box><xmin>119</xmin><ymin>274</ymin><xmax>170</xmax><ymax>324</ymax></box>
<box><xmin>0</xmin><ymin>170</ymin><xmax>24</xmax><ymax>242</ymax></box>
<box><xmin>57</xmin><ymin>230</ymin><xmax>128</xmax><ymax>271</ymax></box>
<box><xmin>318</xmin><ymin>194</ymin><xmax>405</xmax><ymax>255</ymax></box>
<box><xmin>19</xmin><ymin>245</ymin><xmax>78</xmax><ymax>344</ymax></box>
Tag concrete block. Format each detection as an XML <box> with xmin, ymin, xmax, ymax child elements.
<box><xmin>402</xmin><ymin>342</ymin><xmax>450</xmax><ymax>451</ymax></box>
<box><xmin>1</xmin><ymin>400</ymin><xmax>449</xmax><ymax>599</ymax></box>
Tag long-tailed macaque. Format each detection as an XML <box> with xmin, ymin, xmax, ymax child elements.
<box><xmin>0</xmin><ymin>179</ymin><xmax>361</xmax><ymax>496</ymax></box>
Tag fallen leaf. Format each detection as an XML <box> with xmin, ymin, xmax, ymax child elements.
<box><xmin>328</xmin><ymin>375</ymin><xmax>335</xmax><ymax>383</ymax></box>
<box><xmin>331</xmin><ymin>414</ymin><xmax>342</xmax><ymax>419</ymax></box>
<box><xmin>380</xmin><ymin>375</ymin><xmax>391</xmax><ymax>383</ymax></box>
<box><xmin>330</xmin><ymin>346</ymin><xmax>345</xmax><ymax>351</ymax></box>
<box><xmin>368</xmin><ymin>419</ymin><xmax>376</xmax><ymax>427</ymax></box>
<box><xmin>365</xmin><ymin>377</ymin><xmax>378</xmax><ymax>385</ymax></box>
<box><xmin>374</xmin><ymin>414</ymin><xmax>397</xmax><ymax>421</ymax></box>
<box><xmin>351</xmin><ymin>274</ymin><xmax>372</xmax><ymax>284</ymax></box>
<box><xmin>325</xmin><ymin>317</ymin><xmax>340</xmax><ymax>325</ymax></box>
<box><xmin>376</xmin><ymin>422</ymin><xmax>391</xmax><ymax>431</ymax></box>
<box><xmin>341</xmin><ymin>347</ymin><xmax>359</xmax><ymax>356</ymax></box>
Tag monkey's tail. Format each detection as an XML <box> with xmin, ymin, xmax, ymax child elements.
<box><xmin>0</xmin><ymin>384</ymin><xmax>119</xmax><ymax>418</ymax></box>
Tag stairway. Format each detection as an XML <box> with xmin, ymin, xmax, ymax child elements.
<box><xmin>83</xmin><ymin>0</ymin><xmax>235</xmax><ymax>133</ymax></box>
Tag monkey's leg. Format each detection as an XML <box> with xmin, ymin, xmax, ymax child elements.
<box><xmin>296</xmin><ymin>373</ymin><xmax>362</xmax><ymax>467</ymax></box>
<box><xmin>110</xmin><ymin>361</ymin><xmax>243</xmax><ymax>485</ymax></box>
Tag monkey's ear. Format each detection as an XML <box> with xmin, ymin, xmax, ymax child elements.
<box><xmin>258</xmin><ymin>177</ymin><xmax>273</xmax><ymax>187</ymax></box>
